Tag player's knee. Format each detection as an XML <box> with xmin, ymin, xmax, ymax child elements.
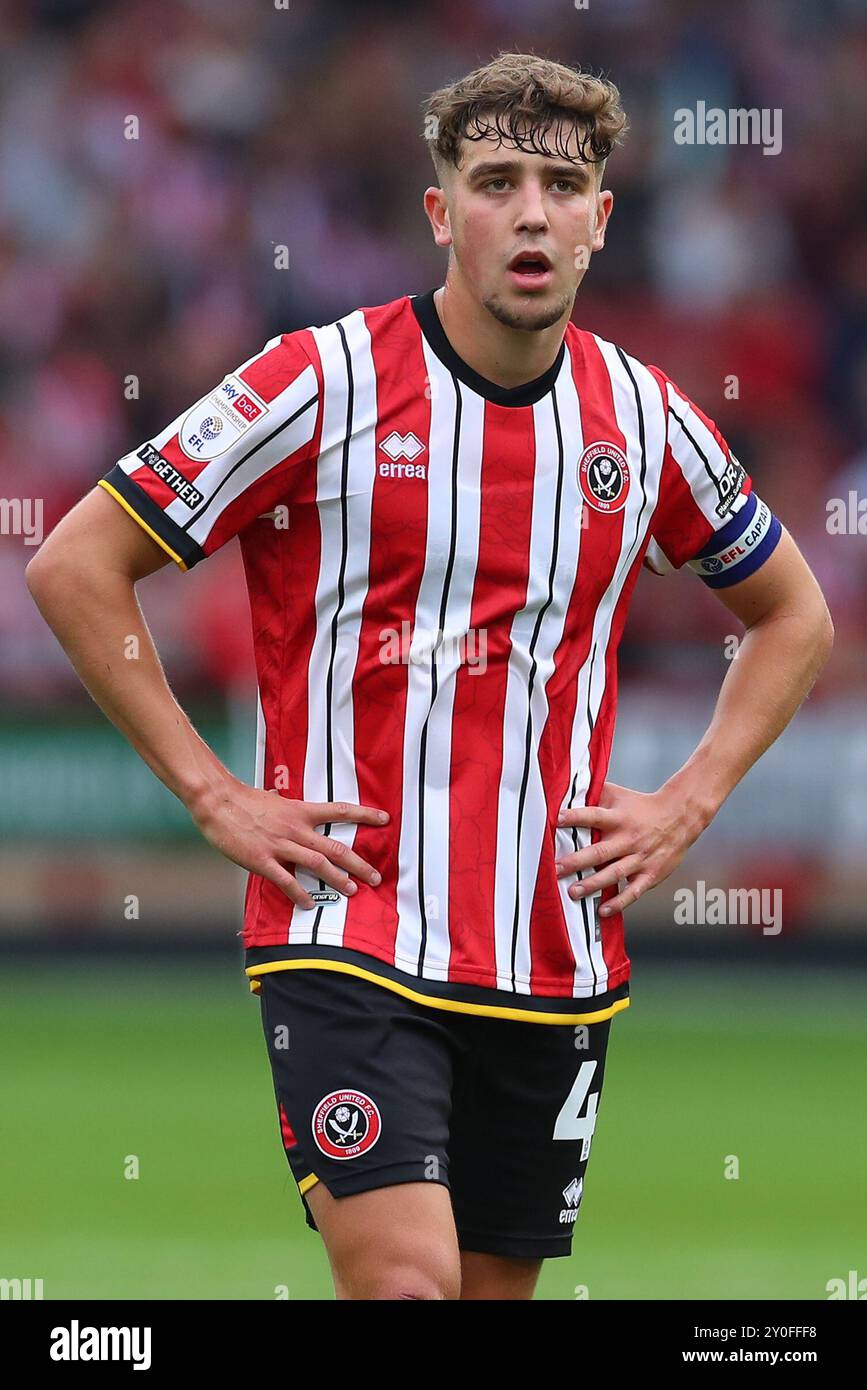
<box><xmin>339</xmin><ymin>1250</ymin><xmax>460</xmax><ymax>1301</ymax></box>
<box><xmin>366</xmin><ymin>1262</ymin><xmax>460</xmax><ymax>1301</ymax></box>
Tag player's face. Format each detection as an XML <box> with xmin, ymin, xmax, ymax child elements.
<box><xmin>434</xmin><ymin>118</ymin><xmax>613</xmax><ymax>332</ymax></box>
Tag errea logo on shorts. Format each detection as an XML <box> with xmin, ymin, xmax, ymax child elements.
<box><xmin>312</xmin><ymin>1089</ymin><xmax>382</xmax><ymax>1160</ymax></box>
<box><xmin>559</xmin><ymin>1176</ymin><xmax>584</xmax><ymax>1224</ymax></box>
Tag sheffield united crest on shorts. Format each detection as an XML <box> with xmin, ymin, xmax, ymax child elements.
<box><xmin>578</xmin><ymin>442</ymin><xmax>630</xmax><ymax>513</ymax></box>
<box><xmin>312</xmin><ymin>1089</ymin><xmax>382</xmax><ymax>1161</ymax></box>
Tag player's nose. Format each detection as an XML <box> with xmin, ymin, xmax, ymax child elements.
<box><xmin>514</xmin><ymin>181</ymin><xmax>549</xmax><ymax>232</ymax></box>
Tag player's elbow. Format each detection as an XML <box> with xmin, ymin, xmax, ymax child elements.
<box><xmin>25</xmin><ymin>536</ymin><xmax>84</xmax><ymax>613</ymax></box>
<box><xmin>800</xmin><ymin>590</ymin><xmax>835</xmax><ymax>682</ymax></box>
<box><xmin>24</xmin><ymin>545</ymin><xmax>57</xmax><ymax>603</ymax></box>
<box><xmin>815</xmin><ymin>600</ymin><xmax>834</xmax><ymax>664</ymax></box>
<box><xmin>789</xmin><ymin>564</ymin><xmax>834</xmax><ymax>670</ymax></box>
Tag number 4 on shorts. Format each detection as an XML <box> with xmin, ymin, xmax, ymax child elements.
<box><xmin>553</xmin><ymin>1061</ymin><xmax>599</xmax><ymax>1160</ymax></box>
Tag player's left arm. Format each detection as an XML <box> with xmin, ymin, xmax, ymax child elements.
<box><xmin>556</xmin><ymin>526</ymin><xmax>834</xmax><ymax>916</ymax></box>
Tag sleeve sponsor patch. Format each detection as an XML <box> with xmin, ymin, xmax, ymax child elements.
<box><xmin>98</xmin><ymin>331</ymin><xmax>320</xmax><ymax>571</ymax></box>
<box><xmin>135</xmin><ymin>443</ymin><xmax>203</xmax><ymax>508</ymax></box>
<box><xmin>714</xmin><ymin>454</ymin><xmax>747</xmax><ymax>517</ymax></box>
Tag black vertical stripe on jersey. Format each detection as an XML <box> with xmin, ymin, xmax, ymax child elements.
<box><xmin>583</xmin><ymin>646</ymin><xmax>599</xmax><ymax>981</ymax></box>
<box><xmin>565</xmin><ymin>641</ymin><xmax>599</xmax><ymax>992</ymax></box>
<box><xmin>566</xmin><ymin>353</ymin><xmax>647</xmax><ymax>973</ymax></box>
<box><xmin>563</xmin><ymin>347</ymin><xmax>653</xmax><ymax>976</ymax></box>
<box><xmin>414</xmin><ymin>373</ymin><xmax>462</xmax><ymax>976</ymax></box>
<box><xmin>614</xmin><ymin>348</ymin><xmax>651</xmax><ymax>574</ymax></box>
<box><xmin>667</xmin><ymin>403</ymin><xmax>728</xmax><ymax>512</ymax></box>
<box><xmin>508</xmin><ymin>384</ymin><xmax>566</xmax><ymax>991</ymax></box>
<box><xmin>177</xmin><ymin>391</ymin><xmax>318</xmax><ymax>533</ymax></box>
<box><xmin>311</xmin><ymin>321</ymin><xmax>354</xmax><ymax>942</ymax></box>
<box><xmin>566</xmin><ymin>766</ymin><xmax>599</xmax><ymax>993</ymax></box>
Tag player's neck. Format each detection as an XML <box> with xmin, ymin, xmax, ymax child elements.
<box><xmin>433</xmin><ymin>278</ymin><xmax>570</xmax><ymax>391</ymax></box>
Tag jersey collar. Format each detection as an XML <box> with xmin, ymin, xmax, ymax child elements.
<box><xmin>411</xmin><ymin>289</ymin><xmax>566</xmax><ymax>408</ymax></box>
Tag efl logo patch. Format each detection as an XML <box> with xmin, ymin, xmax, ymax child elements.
<box><xmin>179</xmin><ymin>375</ymin><xmax>269</xmax><ymax>462</ymax></box>
<box><xmin>578</xmin><ymin>442</ymin><xmax>630</xmax><ymax>513</ymax></box>
<box><xmin>312</xmin><ymin>1089</ymin><xmax>381</xmax><ymax>1161</ymax></box>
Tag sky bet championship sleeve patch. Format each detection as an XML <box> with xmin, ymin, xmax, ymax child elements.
<box><xmin>178</xmin><ymin>374</ymin><xmax>269</xmax><ymax>464</ymax></box>
<box><xmin>97</xmin><ymin>331</ymin><xmax>320</xmax><ymax>571</ymax></box>
<box><xmin>686</xmin><ymin>490</ymin><xmax>782</xmax><ymax>587</ymax></box>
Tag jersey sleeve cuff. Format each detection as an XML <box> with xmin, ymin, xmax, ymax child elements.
<box><xmin>98</xmin><ymin>467</ymin><xmax>206</xmax><ymax>571</ymax></box>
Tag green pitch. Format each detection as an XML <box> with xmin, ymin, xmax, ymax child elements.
<box><xmin>1</xmin><ymin>958</ymin><xmax>863</xmax><ymax>1301</ymax></box>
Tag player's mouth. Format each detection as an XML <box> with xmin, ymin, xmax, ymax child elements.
<box><xmin>507</xmin><ymin>250</ymin><xmax>553</xmax><ymax>290</ymax></box>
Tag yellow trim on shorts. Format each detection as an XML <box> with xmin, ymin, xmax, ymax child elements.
<box><xmin>97</xmin><ymin>478</ymin><xmax>188</xmax><ymax>571</ymax></box>
<box><xmin>298</xmin><ymin>1173</ymin><xmax>319</xmax><ymax>1195</ymax></box>
<box><xmin>246</xmin><ymin>957</ymin><xmax>630</xmax><ymax>1025</ymax></box>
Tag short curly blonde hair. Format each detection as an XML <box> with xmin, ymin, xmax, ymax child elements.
<box><xmin>422</xmin><ymin>51</ymin><xmax>628</xmax><ymax>187</ymax></box>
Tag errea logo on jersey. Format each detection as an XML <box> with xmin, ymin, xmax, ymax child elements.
<box><xmin>379</xmin><ymin>431</ymin><xmax>426</xmax><ymax>477</ymax></box>
<box><xmin>179</xmin><ymin>375</ymin><xmax>269</xmax><ymax>462</ymax></box>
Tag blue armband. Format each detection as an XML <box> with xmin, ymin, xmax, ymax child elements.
<box><xmin>687</xmin><ymin>491</ymin><xmax>782</xmax><ymax>588</ymax></box>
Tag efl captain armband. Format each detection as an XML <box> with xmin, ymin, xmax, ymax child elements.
<box><xmin>686</xmin><ymin>490</ymin><xmax>782</xmax><ymax>588</ymax></box>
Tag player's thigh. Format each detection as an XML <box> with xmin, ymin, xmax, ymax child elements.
<box><xmin>448</xmin><ymin>1014</ymin><xmax>615</xmax><ymax>1264</ymax></box>
<box><xmin>306</xmin><ymin>1179</ymin><xmax>461</xmax><ymax>1300</ymax></box>
<box><xmin>256</xmin><ymin>965</ymin><xmax>463</xmax><ymax>1297</ymax></box>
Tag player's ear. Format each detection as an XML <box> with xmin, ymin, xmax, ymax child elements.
<box><xmin>592</xmin><ymin>188</ymin><xmax>614</xmax><ymax>251</ymax></box>
<box><xmin>423</xmin><ymin>186</ymin><xmax>452</xmax><ymax>248</ymax></box>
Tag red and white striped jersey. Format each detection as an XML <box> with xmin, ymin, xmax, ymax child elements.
<box><xmin>100</xmin><ymin>289</ymin><xmax>781</xmax><ymax>1024</ymax></box>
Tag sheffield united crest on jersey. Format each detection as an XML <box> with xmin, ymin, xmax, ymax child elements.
<box><xmin>311</xmin><ymin>1089</ymin><xmax>382</xmax><ymax>1160</ymax></box>
<box><xmin>578</xmin><ymin>442</ymin><xmax>630</xmax><ymax>513</ymax></box>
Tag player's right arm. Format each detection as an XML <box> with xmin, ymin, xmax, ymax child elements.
<box><xmin>25</xmin><ymin>337</ymin><xmax>388</xmax><ymax>909</ymax></box>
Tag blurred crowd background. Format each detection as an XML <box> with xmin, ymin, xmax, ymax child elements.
<box><xmin>2</xmin><ymin>0</ymin><xmax>864</xmax><ymax>1305</ymax></box>
<box><xmin>1</xmin><ymin>0</ymin><xmax>865</xmax><ymax>938</ymax></box>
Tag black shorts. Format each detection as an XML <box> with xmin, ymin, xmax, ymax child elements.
<box><xmin>256</xmin><ymin>964</ymin><xmax>616</xmax><ymax>1260</ymax></box>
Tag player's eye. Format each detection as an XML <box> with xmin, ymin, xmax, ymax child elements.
<box><xmin>483</xmin><ymin>177</ymin><xmax>511</xmax><ymax>191</ymax></box>
<box><xmin>552</xmin><ymin>179</ymin><xmax>580</xmax><ymax>193</ymax></box>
